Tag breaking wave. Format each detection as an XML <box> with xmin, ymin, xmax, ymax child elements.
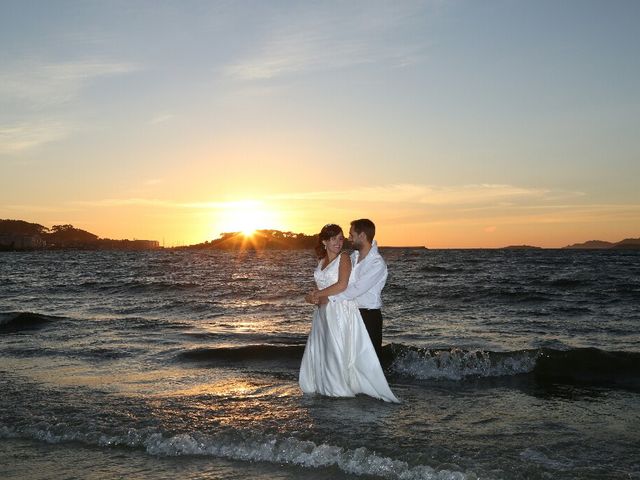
<box><xmin>387</xmin><ymin>345</ymin><xmax>538</xmax><ymax>380</ymax></box>
<box><xmin>387</xmin><ymin>344</ymin><xmax>640</xmax><ymax>388</ymax></box>
<box><xmin>0</xmin><ymin>425</ymin><xmax>469</xmax><ymax>480</ymax></box>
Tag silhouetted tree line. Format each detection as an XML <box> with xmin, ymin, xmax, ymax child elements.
<box><xmin>0</xmin><ymin>219</ymin><xmax>49</xmax><ymax>236</ymax></box>
<box><xmin>178</xmin><ymin>229</ymin><xmax>344</xmax><ymax>250</ymax></box>
<box><xmin>0</xmin><ymin>219</ymin><xmax>158</xmax><ymax>250</ymax></box>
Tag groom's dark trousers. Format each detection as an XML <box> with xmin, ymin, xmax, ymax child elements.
<box><xmin>359</xmin><ymin>308</ymin><xmax>383</xmax><ymax>361</ymax></box>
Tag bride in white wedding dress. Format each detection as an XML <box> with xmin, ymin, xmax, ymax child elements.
<box><xmin>299</xmin><ymin>224</ymin><xmax>399</xmax><ymax>403</ymax></box>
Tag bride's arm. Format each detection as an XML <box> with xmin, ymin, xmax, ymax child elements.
<box><xmin>314</xmin><ymin>252</ymin><xmax>352</xmax><ymax>298</ymax></box>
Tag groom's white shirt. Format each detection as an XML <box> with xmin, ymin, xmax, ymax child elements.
<box><xmin>329</xmin><ymin>240</ymin><xmax>387</xmax><ymax>309</ymax></box>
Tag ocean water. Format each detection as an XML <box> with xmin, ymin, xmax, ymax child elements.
<box><xmin>1</xmin><ymin>248</ymin><xmax>639</xmax><ymax>479</ymax></box>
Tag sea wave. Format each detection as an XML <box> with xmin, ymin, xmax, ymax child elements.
<box><xmin>174</xmin><ymin>343</ymin><xmax>640</xmax><ymax>388</ymax></box>
<box><xmin>0</xmin><ymin>425</ymin><xmax>470</xmax><ymax>480</ymax></box>
<box><xmin>387</xmin><ymin>345</ymin><xmax>538</xmax><ymax>380</ymax></box>
<box><xmin>534</xmin><ymin>347</ymin><xmax>640</xmax><ymax>388</ymax></box>
<box><xmin>0</xmin><ymin>311</ymin><xmax>59</xmax><ymax>331</ymax></box>
<box><xmin>388</xmin><ymin>344</ymin><xmax>640</xmax><ymax>388</ymax></box>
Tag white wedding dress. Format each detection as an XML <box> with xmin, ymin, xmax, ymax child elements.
<box><xmin>299</xmin><ymin>255</ymin><xmax>399</xmax><ymax>403</ymax></box>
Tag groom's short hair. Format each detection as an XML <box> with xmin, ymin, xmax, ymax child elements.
<box><xmin>351</xmin><ymin>219</ymin><xmax>375</xmax><ymax>242</ymax></box>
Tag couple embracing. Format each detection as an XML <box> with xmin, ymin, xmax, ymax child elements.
<box><xmin>299</xmin><ymin>219</ymin><xmax>399</xmax><ymax>403</ymax></box>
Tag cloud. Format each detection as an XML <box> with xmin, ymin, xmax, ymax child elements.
<box><xmin>0</xmin><ymin>59</ymin><xmax>139</xmax><ymax>107</ymax></box>
<box><xmin>149</xmin><ymin>114</ymin><xmax>174</xmax><ymax>125</ymax></box>
<box><xmin>381</xmin><ymin>202</ymin><xmax>640</xmax><ymax>229</ymax></box>
<box><xmin>69</xmin><ymin>198</ymin><xmax>262</xmax><ymax>210</ymax></box>
<box><xmin>225</xmin><ymin>33</ymin><xmax>371</xmax><ymax>80</ymax></box>
<box><xmin>63</xmin><ymin>183</ymin><xmax>608</xmax><ymax>230</ymax></box>
<box><xmin>12</xmin><ymin>185</ymin><xmax>640</xmax><ymax>241</ymax></box>
<box><xmin>69</xmin><ymin>184</ymin><xmax>580</xmax><ymax>211</ymax></box>
<box><xmin>1</xmin><ymin>204</ymin><xmax>80</xmax><ymax>214</ymax></box>
<box><xmin>0</xmin><ymin>59</ymin><xmax>139</xmax><ymax>153</ymax></box>
<box><xmin>224</xmin><ymin>3</ymin><xmax>430</xmax><ymax>80</ymax></box>
<box><xmin>266</xmin><ymin>183</ymin><xmax>639</xmax><ymax>231</ymax></box>
<box><xmin>269</xmin><ymin>183</ymin><xmax>555</xmax><ymax>205</ymax></box>
<box><xmin>0</xmin><ymin>121</ymin><xmax>70</xmax><ymax>153</ymax></box>
<box><xmin>71</xmin><ymin>198</ymin><xmax>177</xmax><ymax>208</ymax></box>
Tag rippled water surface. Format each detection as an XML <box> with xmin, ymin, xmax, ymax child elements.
<box><xmin>1</xmin><ymin>249</ymin><xmax>639</xmax><ymax>479</ymax></box>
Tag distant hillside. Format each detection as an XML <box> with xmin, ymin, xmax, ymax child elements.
<box><xmin>563</xmin><ymin>240</ymin><xmax>615</xmax><ymax>249</ymax></box>
<box><xmin>564</xmin><ymin>238</ymin><xmax>640</xmax><ymax>250</ymax></box>
<box><xmin>178</xmin><ymin>229</ymin><xmax>321</xmax><ymax>250</ymax></box>
<box><xmin>612</xmin><ymin>238</ymin><xmax>640</xmax><ymax>249</ymax></box>
<box><xmin>500</xmin><ymin>245</ymin><xmax>543</xmax><ymax>250</ymax></box>
<box><xmin>0</xmin><ymin>219</ymin><xmax>159</xmax><ymax>250</ymax></box>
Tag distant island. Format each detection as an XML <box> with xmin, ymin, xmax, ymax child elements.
<box><xmin>563</xmin><ymin>240</ymin><xmax>615</xmax><ymax>249</ymax></box>
<box><xmin>498</xmin><ymin>239</ymin><xmax>640</xmax><ymax>250</ymax></box>
<box><xmin>563</xmin><ymin>238</ymin><xmax>640</xmax><ymax>249</ymax></box>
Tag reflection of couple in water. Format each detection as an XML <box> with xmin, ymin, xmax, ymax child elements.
<box><xmin>299</xmin><ymin>219</ymin><xmax>399</xmax><ymax>403</ymax></box>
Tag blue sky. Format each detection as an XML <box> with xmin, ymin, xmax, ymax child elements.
<box><xmin>1</xmin><ymin>0</ymin><xmax>639</xmax><ymax>246</ymax></box>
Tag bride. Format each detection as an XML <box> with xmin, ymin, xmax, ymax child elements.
<box><xmin>299</xmin><ymin>223</ymin><xmax>399</xmax><ymax>403</ymax></box>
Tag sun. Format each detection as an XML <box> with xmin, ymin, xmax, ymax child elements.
<box><xmin>236</xmin><ymin>208</ymin><xmax>260</xmax><ymax>237</ymax></box>
<box><xmin>217</xmin><ymin>200</ymin><xmax>281</xmax><ymax>237</ymax></box>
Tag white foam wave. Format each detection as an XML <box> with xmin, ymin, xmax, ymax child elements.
<box><xmin>0</xmin><ymin>425</ymin><xmax>471</xmax><ymax>480</ymax></box>
<box><xmin>390</xmin><ymin>348</ymin><xmax>537</xmax><ymax>380</ymax></box>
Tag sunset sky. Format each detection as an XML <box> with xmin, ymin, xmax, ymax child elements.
<box><xmin>2</xmin><ymin>1</ymin><xmax>639</xmax><ymax>248</ymax></box>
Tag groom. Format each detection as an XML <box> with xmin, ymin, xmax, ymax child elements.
<box><xmin>311</xmin><ymin>218</ymin><xmax>388</xmax><ymax>361</ymax></box>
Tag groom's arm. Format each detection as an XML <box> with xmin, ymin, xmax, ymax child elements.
<box><xmin>328</xmin><ymin>258</ymin><xmax>387</xmax><ymax>303</ymax></box>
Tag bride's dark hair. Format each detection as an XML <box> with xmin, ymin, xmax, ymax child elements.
<box><xmin>315</xmin><ymin>223</ymin><xmax>343</xmax><ymax>259</ymax></box>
